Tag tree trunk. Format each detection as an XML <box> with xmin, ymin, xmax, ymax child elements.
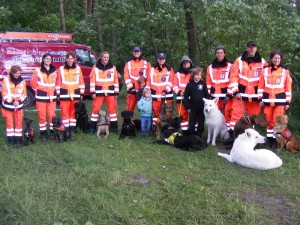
<box><xmin>89</xmin><ymin>0</ymin><xmax>93</xmax><ymax>15</ymax></box>
<box><xmin>83</xmin><ymin>0</ymin><xmax>87</xmax><ymax>20</ymax></box>
<box><xmin>58</xmin><ymin>0</ymin><xmax>66</xmax><ymax>32</ymax></box>
<box><xmin>94</xmin><ymin>0</ymin><xmax>103</xmax><ymax>52</ymax></box>
<box><xmin>183</xmin><ymin>0</ymin><xmax>200</xmax><ymax>65</ymax></box>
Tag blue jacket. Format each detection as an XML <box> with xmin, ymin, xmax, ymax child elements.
<box><xmin>138</xmin><ymin>97</ymin><xmax>152</xmax><ymax>117</ymax></box>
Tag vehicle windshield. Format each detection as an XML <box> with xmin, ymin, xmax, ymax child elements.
<box><xmin>76</xmin><ymin>49</ymin><xmax>96</xmax><ymax>67</ymax></box>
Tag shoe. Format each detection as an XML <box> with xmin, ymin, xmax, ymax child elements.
<box><xmin>49</xmin><ymin>130</ymin><xmax>56</xmax><ymax>139</ymax></box>
<box><xmin>112</xmin><ymin>129</ymin><xmax>118</xmax><ymax>134</ymax></box>
<box><xmin>88</xmin><ymin>128</ymin><xmax>95</xmax><ymax>135</ymax></box>
<box><xmin>40</xmin><ymin>131</ymin><xmax>48</xmax><ymax>141</ymax></box>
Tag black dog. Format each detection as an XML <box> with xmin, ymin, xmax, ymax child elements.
<box><xmin>75</xmin><ymin>101</ymin><xmax>89</xmax><ymax>133</ymax></box>
<box><xmin>24</xmin><ymin>117</ymin><xmax>35</xmax><ymax>145</ymax></box>
<box><xmin>119</xmin><ymin>110</ymin><xmax>140</xmax><ymax>139</ymax></box>
<box><xmin>157</xmin><ymin>117</ymin><xmax>207</xmax><ymax>151</ymax></box>
<box><xmin>52</xmin><ymin>116</ymin><xmax>66</xmax><ymax>143</ymax></box>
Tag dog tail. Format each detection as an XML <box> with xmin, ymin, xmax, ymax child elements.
<box><xmin>217</xmin><ymin>152</ymin><xmax>234</xmax><ymax>163</ymax></box>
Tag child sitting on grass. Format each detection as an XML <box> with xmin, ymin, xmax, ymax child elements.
<box><xmin>138</xmin><ymin>88</ymin><xmax>152</xmax><ymax>136</ymax></box>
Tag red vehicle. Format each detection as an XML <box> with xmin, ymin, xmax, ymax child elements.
<box><xmin>0</xmin><ymin>32</ymin><xmax>98</xmax><ymax>106</ymax></box>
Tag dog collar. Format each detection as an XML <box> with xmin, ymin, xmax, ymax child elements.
<box><xmin>164</xmin><ymin>132</ymin><xmax>180</xmax><ymax>145</ymax></box>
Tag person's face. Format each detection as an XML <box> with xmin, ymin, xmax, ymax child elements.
<box><xmin>194</xmin><ymin>72</ymin><xmax>202</xmax><ymax>82</ymax></box>
<box><xmin>140</xmin><ymin>81</ymin><xmax>145</xmax><ymax>87</ymax></box>
<box><xmin>216</xmin><ymin>49</ymin><xmax>225</xmax><ymax>61</ymax></box>
<box><xmin>157</xmin><ymin>58</ymin><xmax>166</xmax><ymax>65</ymax></box>
<box><xmin>182</xmin><ymin>61</ymin><xmax>191</xmax><ymax>68</ymax></box>
<box><xmin>66</xmin><ymin>55</ymin><xmax>75</xmax><ymax>66</ymax></box>
<box><xmin>12</xmin><ymin>70</ymin><xmax>21</xmax><ymax>78</ymax></box>
<box><xmin>133</xmin><ymin>51</ymin><xmax>141</xmax><ymax>58</ymax></box>
<box><xmin>246</xmin><ymin>46</ymin><xmax>257</xmax><ymax>57</ymax></box>
<box><xmin>145</xmin><ymin>91</ymin><xmax>151</xmax><ymax>98</ymax></box>
<box><xmin>101</xmin><ymin>53</ymin><xmax>110</xmax><ymax>65</ymax></box>
<box><xmin>271</xmin><ymin>54</ymin><xmax>281</xmax><ymax>66</ymax></box>
<box><xmin>43</xmin><ymin>56</ymin><xmax>52</xmax><ymax>66</ymax></box>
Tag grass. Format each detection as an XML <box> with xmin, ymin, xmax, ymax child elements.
<box><xmin>0</xmin><ymin>96</ymin><xmax>300</xmax><ymax>225</ymax></box>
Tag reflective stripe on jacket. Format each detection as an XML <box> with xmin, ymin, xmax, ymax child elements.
<box><xmin>258</xmin><ymin>66</ymin><xmax>292</xmax><ymax>106</ymax></box>
<box><xmin>172</xmin><ymin>72</ymin><xmax>191</xmax><ymax>101</ymax></box>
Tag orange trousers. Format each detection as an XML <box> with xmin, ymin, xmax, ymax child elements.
<box><xmin>91</xmin><ymin>96</ymin><xmax>118</xmax><ymax>122</ymax></box>
<box><xmin>224</xmin><ymin>99</ymin><xmax>233</xmax><ymax>129</ymax></box>
<box><xmin>229</xmin><ymin>98</ymin><xmax>260</xmax><ymax>130</ymax></box>
<box><xmin>60</xmin><ymin>100</ymin><xmax>78</xmax><ymax>128</ymax></box>
<box><xmin>1</xmin><ymin>108</ymin><xmax>23</xmax><ymax>137</ymax></box>
<box><xmin>264</xmin><ymin>105</ymin><xmax>285</xmax><ymax>138</ymax></box>
<box><xmin>176</xmin><ymin>101</ymin><xmax>188</xmax><ymax>131</ymax></box>
<box><xmin>36</xmin><ymin>101</ymin><xmax>56</xmax><ymax>131</ymax></box>
<box><xmin>126</xmin><ymin>93</ymin><xmax>137</xmax><ymax>112</ymax></box>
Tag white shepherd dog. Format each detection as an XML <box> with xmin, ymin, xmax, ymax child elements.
<box><xmin>203</xmin><ymin>98</ymin><xmax>229</xmax><ymax>146</ymax></box>
<box><xmin>218</xmin><ymin>128</ymin><xmax>283</xmax><ymax>170</ymax></box>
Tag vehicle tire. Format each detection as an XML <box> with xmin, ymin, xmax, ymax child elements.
<box><xmin>24</xmin><ymin>90</ymin><xmax>35</xmax><ymax>107</ymax></box>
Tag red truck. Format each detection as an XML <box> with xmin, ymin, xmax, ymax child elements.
<box><xmin>0</xmin><ymin>32</ymin><xmax>99</xmax><ymax>106</ymax></box>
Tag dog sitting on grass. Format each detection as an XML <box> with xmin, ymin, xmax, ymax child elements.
<box><xmin>273</xmin><ymin>114</ymin><xmax>300</xmax><ymax>151</ymax></box>
<box><xmin>218</xmin><ymin>128</ymin><xmax>282</xmax><ymax>170</ymax></box>
<box><xmin>75</xmin><ymin>101</ymin><xmax>89</xmax><ymax>133</ymax></box>
<box><xmin>52</xmin><ymin>116</ymin><xmax>66</xmax><ymax>143</ymax></box>
<box><xmin>119</xmin><ymin>111</ymin><xmax>141</xmax><ymax>139</ymax></box>
<box><xmin>154</xmin><ymin>102</ymin><xmax>174</xmax><ymax>140</ymax></box>
<box><xmin>96</xmin><ymin>110</ymin><xmax>110</xmax><ymax>139</ymax></box>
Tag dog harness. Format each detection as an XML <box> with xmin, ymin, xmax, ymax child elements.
<box><xmin>164</xmin><ymin>132</ymin><xmax>180</xmax><ymax>145</ymax></box>
<box><xmin>279</xmin><ymin>128</ymin><xmax>293</xmax><ymax>141</ymax></box>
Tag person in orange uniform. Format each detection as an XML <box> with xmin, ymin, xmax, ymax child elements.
<box><xmin>30</xmin><ymin>53</ymin><xmax>58</xmax><ymax>140</ymax></box>
<box><xmin>56</xmin><ymin>52</ymin><xmax>85</xmax><ymax>139</ymax></box>
<box><xmin>227</xmin><ymin>41</ymin><xmax>268</xmax><ymax>134</ymax></box>
<box><xmin>172</xmin><ymin>55</ymin><xmax>193</xmax><ymax>135</ymax></box>
<box><xmin>258</xmin><ymin>50</ymin><xmax>292</xmax><ymax>149</ymax></box>
<box><xmin>145</xmin><ymin>52</ymin><xmax>174</xmax><ymax>126</ymax></box>
<box><xmin>1</xmin><ymin>65</ymin><xmax>27</xmax><ymax>146</ymax></box>
<box><xmin>124</xmin><ymin>46</ymin><xmax>151</xmax><ymax>112</ymax></box>
<box><xmin>89</xmin><ymin>51</ymin><xmax>119</xmax><ymax>134</ymax></box>
<box><xmin>206</xmin><ymin>45</ymin><xmax>233</xmax><ymax>130</ymax></box>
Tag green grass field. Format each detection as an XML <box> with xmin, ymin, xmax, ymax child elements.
<box><xmin>0</xmin><ymin>96</ymin><xmax>299</xmax><ymax>225</ymax></box>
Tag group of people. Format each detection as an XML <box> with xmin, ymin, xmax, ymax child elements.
<box><xmin>1</xmin><ymin>41</ymin><xmax>292</xmax><ymax>149</ymax></box>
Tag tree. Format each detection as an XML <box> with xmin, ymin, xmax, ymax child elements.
<box><xmin>58</xmin><ymin>0</ymin><xmax>66</xmax><ymax>32</ymax></box>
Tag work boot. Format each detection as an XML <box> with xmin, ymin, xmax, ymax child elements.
<box><xmin>7</xmin><ymin>136</ymin><xmax>15</xmax><ymax>146</ymax></box>
<box><xmin>88</xmin><ymin>121</ymin><xmax>97</xmax><ymax>134</ymax></box>
<box><xmin>110</xmin><ymin>121</ymin><xmax>118</xmax><ymax>134</ymax></box>
<box><xmin>49</xmin><ymin>130</ymin><xmax>56</xmax><ymax>139</ymax></box>
<box><xmin>69</xmin><ymin>126</ymin><xmax>76</xmax><ymax>139</ymax></box>
<box><xmin>40</xmin><ymin>131</ymin><xmax>48</xmax><ymax>141</ymax></box>
<box><xmin>267</xmin><ymin>137</ymin><xmax>278</xmax><ymax>152</ymax></box>
<box><xmin>64</xmin><ymin>127</ymin><xmax>70</xmax><ymax>140</ymax></box>
<box><xmin>224</xmin><ymin>129</ymin><xmax>234</xmax><ymax>145</ymax></box>
<box><xmin>15</xmin><ymin>137</ymin><xmax>24</xmax><ymax>148</ymax></box>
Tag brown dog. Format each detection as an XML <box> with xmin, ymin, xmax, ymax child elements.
<box><xmin>154</xmin><ymin>102</ymin><xmax>173</xmax><ymax>140</ymax></box>
<box><xmin>234</xmin><ymin>112</ymin><xmax>267</xmax><ymax>139</ymax></box>
<box><xmin>96</xmin><ymin>110</ymin><xmax>110</xmax><ymax>139</ymax></box>
<box><xmin>273</xmin><ymin>114</ymin><xmax>300</xmax><ymax>151</ymax></box>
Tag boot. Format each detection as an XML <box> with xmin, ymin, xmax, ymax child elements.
<box><xmin>224</xmin><ymin>129</ymin><xmax>234</xmax><ymax>145</ymax></box>
<box><xmin>64</xmin><ymin>127</ymin><xmax>70</xmax><ymax>140</ymax></box>
<box><xmin>110</xmin><ymin>121</ymin><xmax>118</xmax><ymax>134</ymax></box>
<box><xmin>69</xmin><ymin>126</ymin><xmax>76</xmax><ymax>139</ymax></box>
<box><xmin>49</xmin><ymin>130</ymin><xmax>56</xmax><ymax>139</ymax></box>
<box><xmin>182</xmin><ymin>130</ymin><xmax>189</xmax><ymax>136</ymax></box>
<box><xmin>267</xmin><ymin>137</ymin><xmax>278</xmax><ymax>152</ymax></box>
<box><xmin>40</xmin><ymin>131</ymin><xmax>48</xmax><ymax>141</ymax></box>
<box><xmin>7</xmin><ymin>136</ymin><xmax>15</xmax><ymax>146</ymax></box>
<box><xmin>15</xmin><ymin>136</ymin><xmax>24</xmax><ymax>148</ymax></box>
<box><xmin>88</xmin><ymin>121</ymin><xmax>97</xmax><ymax>134</ymax></box>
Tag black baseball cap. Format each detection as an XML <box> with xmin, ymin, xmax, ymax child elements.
<box><xmin>247</xmin><ymin>41</ymin><xmax>257</xmax><ymax>47</ymax></box>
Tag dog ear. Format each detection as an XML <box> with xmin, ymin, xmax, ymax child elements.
<box><xmin>245</xmin><ymin>129</ymin><xmax>251</xmax><ymax>138</ymax></box>
<box><xmin>213</xmin><ymin>98</ymin><xmax>219</xmax><ymax>104</ymax></box>
<box><xmin>283</xmin><ymin>115</ymin><xmax>288</xmax><ymax>124</ymax></box>
<box><xmin>129</xmin><ymin>111</ymin><xmax>134</xmax><ymax>118</ymax></box>
<box><xmin>203</xmin><ymin>98</ymin><xmax>207</xmax><ymax>103</ymax></box>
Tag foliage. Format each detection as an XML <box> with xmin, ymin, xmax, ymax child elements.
<box><xmin>0</xmin><ymin>6</ymin><xmax>12</xmax><ymax>32</ymax></box>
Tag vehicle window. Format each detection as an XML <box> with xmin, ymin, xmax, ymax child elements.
<box><xmin>76</xmin><ymin>49</ymin><xmax>95</xmax><ymax>67</ymax></box>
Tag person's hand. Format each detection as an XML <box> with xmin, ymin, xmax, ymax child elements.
<box><xmin>92</xmin><ymin>94</ymin><xmax>96</xmax><ymax>99</ymax></box>
<box><xmin>187</xmin><ymin>109</ymin><xmax>191</xmax><ymax>113</ymax></box>
<box><xmin>13</xmin><ymin>101</ymin><xmax>19</xmax><ymax>107</ymax></box>
<box><xmin>285</xmin><ymin>105</ymin><xmax>289</xmax><ymax>110</ymax></box>
<box><xmin>80</xmin><ymin>96</ymin><xmax>83</xmax><ymax>101</ymax></box>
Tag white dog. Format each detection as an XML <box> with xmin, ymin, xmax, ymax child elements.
<box><xmin>218</xmin><ymin>128</ymin><xmax>282</xmax><ymax>170</ymax></box>
<box><xmin>203</xmin><ymin>98</ymin><xmax>229</xmax><ymax>146</ymax></box>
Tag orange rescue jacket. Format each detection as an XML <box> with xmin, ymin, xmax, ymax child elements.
<box><xmin>1</xmin><ymin>74</ymin><xmax>27</xmax><ymax>111</ymax></box>
<box><xmin>258</xmin><ymin>66</ymin><xmax>292</xmax><ymax>106</ymax></box>
<box><xmin>56</xmin><ymin>64</ymin><xmax>85</xmax><ymax>101</ymax></box>
<box><xmin>172</xmin><ymin>71</ymin><xmax>191</xmax><ymax>102</ymax></box>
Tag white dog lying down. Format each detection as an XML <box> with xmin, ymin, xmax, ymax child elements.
<box><xmin>218</xmin><ymin>128</ymin><xmax>282</xmax><ymax>170</ymax></box>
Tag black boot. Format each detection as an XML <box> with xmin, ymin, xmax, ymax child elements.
<box><xmin>224</xmin><ymin>129</ymin><xmax>234</xmax><ymax>145</ymax></box>
<box><xmin>89</xmin><ymin>121</ymin><xmax>97</xmax><ymax>134</ymax></box>
<box><xmin>182</xmin><ymin>130</ymin><xmax>189</xmax><ymax>136</ymax></box>
<box><xmin>15</xmin><ymin>136</ymin><xmax>24</xmax><ymax>148</ymax></box>
<box><xmin>64</xmin><ymin>127</ymin><xmax>70</xmax><ymax>140</ymax></box>
<box><xmin>69</xmin><ymin>126</ymin><xmax>76</xmax><ymax>139</ymax></box>
<box><xmin>7</xmin><ymin>136</ymin><xmax>15</xmax><ymax>146</ymax></box>
<box><xmin>49</xmin><ymin>130</ymin><xmax>55</xmax><ymax>139</ymax></box>
<box><xmin>40</xmin><ymin>131</ymin><xmax>48</xmax><ymax>141</ymax></box>
<box><xmin>267</xmin><ymin>137</ymin><xmax>278</xmax><ymax>152</ymax></box>
<box><xmin>110</xmin><ymin>121</ymin><xmax>118</xmax><ymax>134</ymax></box>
